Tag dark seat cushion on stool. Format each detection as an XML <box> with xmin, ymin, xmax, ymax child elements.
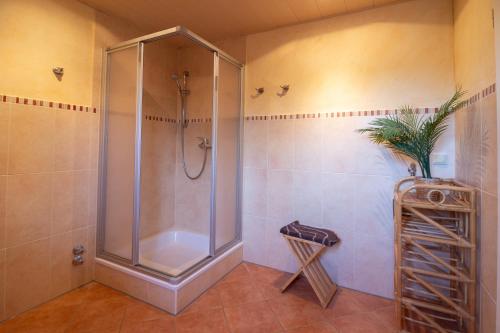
<box><xmin>280</xmin><ymin>221</ymin><xmax>339</xmax><ymax>247</ymax></box>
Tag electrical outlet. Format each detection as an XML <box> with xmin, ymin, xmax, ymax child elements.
<box><xmin>432</xmin><ymin>153</ymin><xmax>448</xmax><ymax>165</ymax></box>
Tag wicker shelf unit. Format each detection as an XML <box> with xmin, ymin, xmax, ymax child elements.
<box><xmin>394</xmin><ymin>177</ymin><xmax>477</xmax><ymax>333</ymax></box>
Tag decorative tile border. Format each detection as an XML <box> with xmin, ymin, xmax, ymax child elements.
<box><xmin>0</xmin><ymin>94</ymin><xmax>98</xmax><ymax>113</ymax></box>
<box><xmin>244</xmin><ymin>83</ymin><xmax>496</xmax><ymax>121</ymax></box>
<box><xmin>481</xmin><ymin>83</ymin><xmax>496</xmax><ymax>98</ymax></box>
<box><xmin>3</xmin><ymin>83</ymin><xmax>494</xmax><ymax>119</ymax></box>
<box><xmin>144</xmin><ymin>114</ymin><xmax>212</xmax><ymax>123</ymax></box>
<box><xmin>245</xmin><ymin>108</ymin><xmax>440</xmax><ymax>121</ymax></box>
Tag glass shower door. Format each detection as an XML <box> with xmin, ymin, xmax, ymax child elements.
<box><xmin>214</xmin><ymin>57</ymin><xmax>242</xmax><ymax>251</ymax></box>
<box><xmin>100</xmin><ymin>45</ymin><xmax>139</xmax><ymax>260</ymax></box>
<box><xmin>137</xmin><ymin>36</ymin><xmax>214</xmax><ymax>276</ymax></box>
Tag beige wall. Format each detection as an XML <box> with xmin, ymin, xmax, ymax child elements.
<box><xmin>216</xmin><ymin>36</ymin><xmax>247</xmax><ymax>65</ymax></box>
<box><xmin>453</xmin><ymin>0</ymin><xmax>498</xmax><ymax>332</ymax></box>
<box><xmin>245</xmin><ymin>0</ymin><xmax>455</xmax><ymax>116</ymax></box>
<box><xmin>0</xmin><ymin>0</ymin><xmax>141</xmax><ymax>321</ymax></box>
<box><xmin>0</xmin><ymin>0</ymin><xmax>95</xmax><ymax>105</ymax></box>
<box><xmin>454</xmin><ymin>0</ymin><xmax>496</xmax><ymax>93</ymax></box>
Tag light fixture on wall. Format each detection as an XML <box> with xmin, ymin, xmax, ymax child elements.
<box><xmin>277</xmin><ymin>84</ymin><xmax>289</xmax><ymax>97</ymax></box>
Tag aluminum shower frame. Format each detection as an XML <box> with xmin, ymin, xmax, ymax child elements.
<box><xmin>97</xmin><ymin>26</ymin><xmax>244</xmax><ymax>284</ymax></box>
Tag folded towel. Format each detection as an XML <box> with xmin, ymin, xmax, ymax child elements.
<box><xmin>280</xmin><ymin>221</ymin><xmax>339</xmax><ymax>247</ymax></box>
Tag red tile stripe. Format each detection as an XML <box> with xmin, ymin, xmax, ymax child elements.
<box><xmin>0</xmin><ymin>94</ymin><xmax>98</xmax><ymax>113</ymax></box>
<box><xmin>2</xmin><ymin>83</ymin><xmax>495</xmax><ymax>119</ymax></box>
<box><xmin>143</xmin><ymin>115</ymin><xmax>213</xmax><ymax>123</ymax></box>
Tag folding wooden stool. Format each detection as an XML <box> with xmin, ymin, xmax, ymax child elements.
<box><xmin>280</xmin><ymin>221</ymin><xmax>339</xmax><ymax>308</ymax></box>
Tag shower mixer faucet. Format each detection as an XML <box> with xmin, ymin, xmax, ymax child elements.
<box><xmin>197</xmin><ymin>137</ymin><xmax>211</xmax><ymax>149</ymax></box>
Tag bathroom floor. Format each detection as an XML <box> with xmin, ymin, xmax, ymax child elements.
<box><xmin>0</xmin><ymin>262</ymin><xmax>397</xmax><ymax>333</ymax></box>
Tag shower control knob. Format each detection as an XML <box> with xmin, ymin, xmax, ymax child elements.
<box><xmin>73</xmin><ymin>245</ymin><xmax>85</xmax><ymax>255</ymax></box>
<box><xmin>197</xmin><ymin>137</ymin><xmax>211</xmax><ymax>149</ymax></box>
<box><xmin>72</xmin><ymin>255</ymin><xmax>84</xmax><ymax>266</ymax></box>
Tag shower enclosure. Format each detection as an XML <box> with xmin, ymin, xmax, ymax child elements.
<box><xmin>97</xmin><ymin>27</ymin><xmax>243</xmax><ymax>281</ymax></box>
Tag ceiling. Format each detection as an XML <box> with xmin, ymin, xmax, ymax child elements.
<box><xmin>80</xmin><ymin>0</ymin><xmax>406</xmax><ymax>41</ymax></box>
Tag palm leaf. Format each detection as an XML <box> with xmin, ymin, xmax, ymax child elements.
<box><xmin>357</xmin><ymin>87</ymin><xmax>465</xmax><ymax>178</ymax></box>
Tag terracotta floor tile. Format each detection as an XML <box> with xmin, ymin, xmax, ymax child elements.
<box><xmin>122</xmin><ymin>300</ymin><xmax>171</xmax><ymax>324</ymax></box>
<box><xmin>254</xmin><ymin>280</ymin><xmax>285</xmax><ymax>300</ymax></box>
<box><xmin>0</xmin><ymin>265</ymin><xmax>398</xmax><ymax>333</ymax></box>
<box><xmin>180</xmin><ymin>288</ymin><xmax>223</xmax><ymax>315</ymax></box>
<box><xmin>120</xmin><ymin>317</ymin><xmax>175</xmax><ymax>333</ymax></box>
<box><xmin>246</xmin><ymin>263</ymin><xmax>290</xmax><ymax>285</ymax></box>
<box><xmin>65</xmin><ymin>296</ymin><xmax>130</xmax><ymax>332</ymax></box>
<box><xmin>0</xmin><ymin>297</ymin><xmax>83</xmax><ymax>333</ymax></box>
<box><xmin>219</xmin><ymin>263</ymin><xmax>252</xmax><ymax>285</ymax></box>
<box><xmin>349</xmin><ymin>289</ymin><xmax>393</xmax><ymax>312</ymax></box>
<box><xmin>268</xmin><ymin>293</ymin><xmax>328</xmax><ymax>329</ymax></box>
<box><xmin>323</xmin><ymin>288</ymin><xmax>365</xmax><ymax>319</ymax></box>
<box><xmin>49</xmin><ymin>286</ymin><xmax>89</xmax><ymax>307</ymax></box>
<box><xmin>285</xmin><ymin>277</ymin><xmax>317</xmax><ymax>295</ymax></box>
<box><xmin>81</xmin><ymin>282</ymin><xmax>125</xmax><ymax>302</ymax></box>
<box><xmin>216</xmin><ymin>280</ymin><xmax>265</xmax><ymax>307</ymax></box>
<box><xmin>285</xmin><ymin>322</ymin><xmax>338</xmax><ymax>333</ymax></box>
<box><xmin>330</xmin><ymin>311</ymin><xmax>395</xmax><ymax>333</ymax></box>
<box><xmin>175</xmin><ymin>308</ymin><xmax>229</xmax><ymax>333</ymax></box>
<box><xmin>372</xmin><ymin>305</ymin><xmax>398</xmax><ymax>330</ymax></box>
<box><xmin>224</xmin><ymin>300</ymin><xmax>283</xmax><ymax>333</ymax></box>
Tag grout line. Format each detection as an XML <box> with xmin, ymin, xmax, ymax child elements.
<box><xmin>1</xmin><ymin>225</ymin><xmax>94</xmax><ymax>253</ymax></box>
<box><xmin>221</xmin><ymin>304</ymin><xmax>234</xmax><ymax>333</ymax></box>
<box><xmin>4</xmin><ymin>103</ymin><xmax>12</xmax><ymax>184</ymax></box>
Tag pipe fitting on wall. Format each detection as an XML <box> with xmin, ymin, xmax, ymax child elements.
<box><xmin>72</xmin><ymin>245</ymin><xmax>85</xmax><ymax>265</ymax></box>
<box><xmin>277</xmin><ymin>84</ymin><xmax>290</xmax><ymax>97</ymax></box>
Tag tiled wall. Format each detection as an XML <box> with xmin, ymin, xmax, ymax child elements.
<box><xmin>455</xmin><ymin>85</ymin><xmax>498</xmax><ymax>333</ymax></box>
<box><xmin>0</xmin><ymin>0</ymin><xmax>144</xmax><ymax>322</ymax></box>
<box><xmin>0</xmin><ymin>96</ymin><xmax>98</xmax><ymax>320</ymax></box>
<box><xmin>242</xmin><ymin>109</ymin><xmax>455</xmax><ymax>299</ymax></box>
<box><xmin>453</xmin><ymin>0</ymin><xmax>497</xmax><ymax>330</ymax></box>
<box><xmin>240</xmin><ymin>0</ymin><xmax>457</xmax><ymax>300</ymax></box>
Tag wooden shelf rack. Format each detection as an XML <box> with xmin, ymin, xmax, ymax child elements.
<box><xmin>394</xmin><ymin>177</ymin><xmax>477</xmax><ymax>333</ymax></box>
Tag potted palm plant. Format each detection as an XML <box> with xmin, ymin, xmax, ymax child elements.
<box><xmin>358</xmin><ymin>88</ymin><xmax>465</xmax><ymax>183</ymax></box>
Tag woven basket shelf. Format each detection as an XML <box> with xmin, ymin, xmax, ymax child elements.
<box><xmin>394</xmin><ymin>177</ymin><xmax>477</xmax><ymax>333</ymax></box>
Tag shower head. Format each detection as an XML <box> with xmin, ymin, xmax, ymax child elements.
<box><xmin>171</xmin><ymin>72</ymin><xmax>190</xmax><ymax>96</ymax></box>
<box><xmin>171</xmin><ymin>73</ymin><xmax>182</xmax><ymax>91</ymax></box>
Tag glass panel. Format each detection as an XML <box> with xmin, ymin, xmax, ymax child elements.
<box><xmin>138</xmin><ymin>36</ymin><xmax>213</xmax><ymax>276</ymax></box>
<box><xmin>103</xmin><ymin>46</ymin><xmax>138</xmax><ymax>259</ymax></box>
<box><xmin>215</xmin><ymin>58</ymin><xmax>241</xmax><ymax>250</ymax></box>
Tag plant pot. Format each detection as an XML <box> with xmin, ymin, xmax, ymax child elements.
<box><xmin>415</xmin><ymin>177</ymin><xmax>444</xmax><ymax>202</ymax></box>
